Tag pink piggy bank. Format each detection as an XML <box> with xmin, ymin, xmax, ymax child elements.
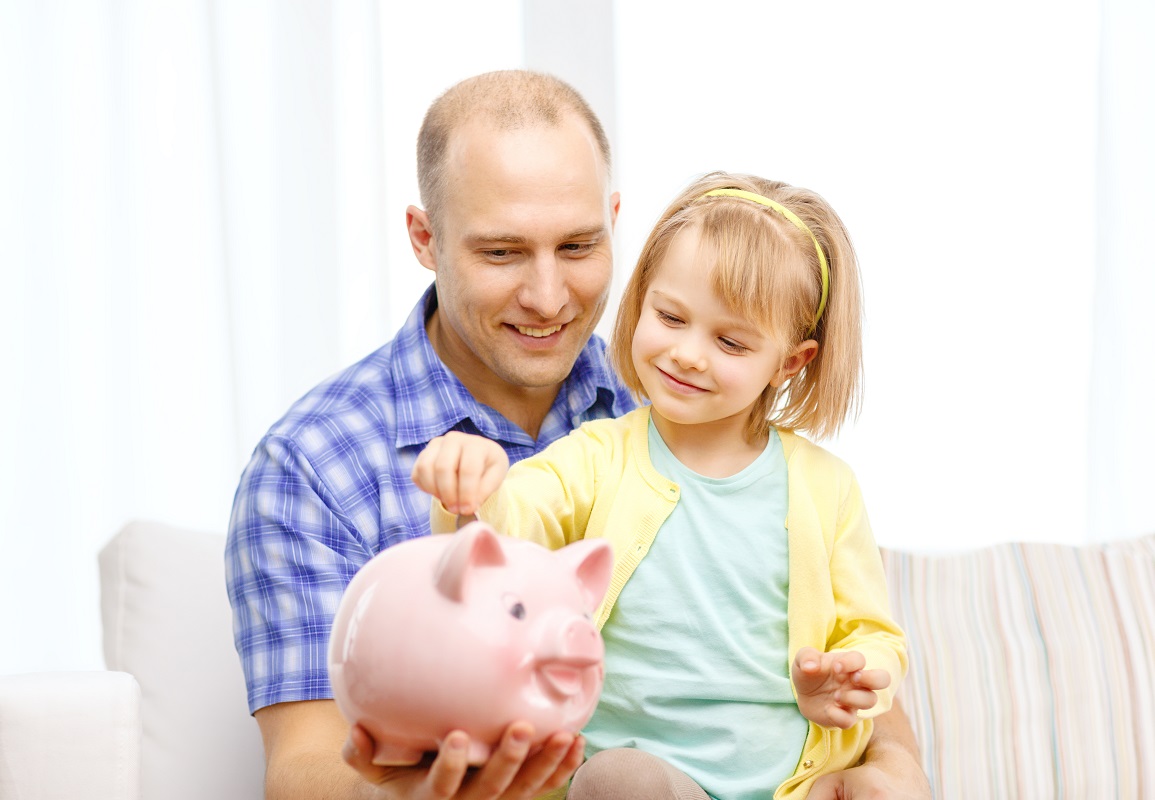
<box><xmin>328</xmin><ymin>520</ymin><xmax>613</xmax><ymax>766</ymax></box>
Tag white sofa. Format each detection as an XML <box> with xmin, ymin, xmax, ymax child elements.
<box><xmin>2</xmin><ymin>520</ymin><xmax>1153</xmax><ymax>800</ymax></box>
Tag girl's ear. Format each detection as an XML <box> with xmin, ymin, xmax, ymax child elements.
<box><xmin>771</xmin><ymin>340</ymin><xmax>819</xmax><ymax>387</ymax></box>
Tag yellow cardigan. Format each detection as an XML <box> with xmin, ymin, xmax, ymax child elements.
<box><xmin>431</xmin><ymin>407</ymin><xmax>907</xmax><ymax>800</ymax></box>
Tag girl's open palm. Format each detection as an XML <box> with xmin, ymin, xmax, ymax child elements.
<box><xmin>791</xmin><ymin>647</ymin><xmax>890</xmax><ymax>729</ymax></box>
<box><xmin>411</xmin><ymin>432</ymin><xmax>510</xmax><ymax>517</ymax></box>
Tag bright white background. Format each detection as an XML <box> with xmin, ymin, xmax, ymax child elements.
<box><xmin>2</xmin><ymin>0</ymin><xmax>1152</xmax><ymax>675</ymax></box>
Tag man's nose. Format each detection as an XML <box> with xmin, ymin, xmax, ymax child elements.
<box><xmin>518</xmin><ymin>255</ymin><xmax>568</xmax><ymax>319</ymax></box>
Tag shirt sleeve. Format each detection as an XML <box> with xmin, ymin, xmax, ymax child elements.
<box><xmin>225</xmin><ymin>433</ymin><xmax>376</xmax><ymax>714</ymax></box>
<box><xmin>430</xmin><ymin>427</ymin><xmax>606</xmax><ymax>551</ymax></box>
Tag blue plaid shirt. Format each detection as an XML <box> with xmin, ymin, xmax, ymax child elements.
<box><xmin>225</xmin><ymin>285</ymin><xmax>636</xmax><ymax>713</ymax></box>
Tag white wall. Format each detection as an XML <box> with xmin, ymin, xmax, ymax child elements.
<box><xmin>612</xmin><ymin>1</ymin><xmax>1103</xmax><ymax>553</ymax></box>
<box><xmin>2</xmin><ymin>0</ymin><xmax>1151</xmax><ymax>676</ymax></box>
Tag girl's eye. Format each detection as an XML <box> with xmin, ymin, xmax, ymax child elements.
<box><xmin>656</xmin><ymin>311</ymin><xmax>683</xmax><ymax>325</ymax></box>
<box><xmin>719</xmin><ymin>338</ymin><xmax>749</xmax><ymax>354</ymax></box>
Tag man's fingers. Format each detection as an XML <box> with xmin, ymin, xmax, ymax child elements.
<box><xmin>342</xmin><ymin>723</ymin><xmax>374</xmax><ymax>769</ymax></box>
<box><xmin>425</xmin><ymin>731</ymin><xmax>471</xmax><ymax>799</ymax></box>
<box><xmin>539</xmin><ymin>734</ymin><xmax>586</xmax><ymax>791</ymax></box>
<box><xmin>805</xmin><ymin>771</ymin><xmax>840</xmax><ymax>800</ymax></box>
<box><xmin>503</xmin><ymin>731</ymin><xmax>580</xmax><ymax>798</ymax></box>
<box><xmin>460</xmin><ymin>723</ymin><xmax>534</xmax><ymax>799</ymax></box>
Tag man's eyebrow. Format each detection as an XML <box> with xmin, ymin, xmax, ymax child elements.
<box><xmin>464</xmin><ymin>226</ymin><xmax>608</xmax><ymax>246</ymax></box>
<box><xmin>560</xmin><ymin>225</ymin><xmax>608</xmax><ymax>241</ymax></box>
<box><xmin>466</xmin><ymin>234</ymin><xmax>528</xmax><ymax>245</ymax></box>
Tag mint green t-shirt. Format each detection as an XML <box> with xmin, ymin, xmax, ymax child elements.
<box><xmin>582</xmin><ymin>420</ymin><xmax>808</xmax><ymax>799</ymax></box>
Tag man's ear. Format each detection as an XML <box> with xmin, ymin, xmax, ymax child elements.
<box><xmin>609</xmin><ymin>191</ymin><xmax>621</xmax><ymax>230</ymax></box>
<box><xmin>406</xmin><ymin>205</ymin><xmax>439</xmax><ymax>272</ymax></box>
<box><xmin>771</xmin><ymin>340</ymin><xmax>819</xmax><ymax>387</ymax></box>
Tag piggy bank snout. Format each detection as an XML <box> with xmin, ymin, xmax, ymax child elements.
<box><xmin>535</xmin><ymin>613</ymin><xmax>602</xmax><ymax>661</ymax></box>
<box><xmin>535</xmin><ymin>616</ymin><xmax>603</xmax><ymax>700</ymax></box>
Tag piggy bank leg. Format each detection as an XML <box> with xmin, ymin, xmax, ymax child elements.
<box><xmin>372</xmin><ymin>740</ymin><xmax>427</xmax><ymax>766</ymax></box>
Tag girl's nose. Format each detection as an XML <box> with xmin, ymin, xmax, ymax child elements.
<box><xmin>669</xmin><ymin>344</ymin><xmax>706</xmax><ymax>372</ymax></box>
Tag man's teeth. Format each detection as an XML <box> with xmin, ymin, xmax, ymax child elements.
<box><xmin>515</xmin><ymin>324</ymin><xmax>563</xmax><ymax>338</ymax></box>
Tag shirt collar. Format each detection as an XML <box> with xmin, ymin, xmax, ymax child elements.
<box><xmin>391</xmin><ymin>285</ymin><xmax>625</xmax><ymax>449</ymax></box>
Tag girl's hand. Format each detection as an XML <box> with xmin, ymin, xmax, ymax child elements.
<box><xmin>791</xmin><ymin>647</ymin><xmax>891</xmax><ymax>729</ymax></box>
<box><xmin>411</xmin><ymin>432</ymin><xmax>509</xmax><ymax>516</ymax></box>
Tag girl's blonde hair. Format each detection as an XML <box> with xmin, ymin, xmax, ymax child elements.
<box><xmin>610</xmin><ymin>171</ymin><xmax>863</xmax><ymax>441</ymax></box>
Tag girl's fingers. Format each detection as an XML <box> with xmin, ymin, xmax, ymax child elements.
<box><xmin>837</xmin><ymin>687</ymin><xmax>879</xmax><ymax>711</ymax></box>
<box><xmin>851</xmin><ymin>668</ymin><xmax>891</xmax><ymax>691</ymax></box>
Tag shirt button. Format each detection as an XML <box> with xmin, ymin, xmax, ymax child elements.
<box><xmin>803</xmin><ymin>760</ymin><xmax>814</xmax><ymax>769</ymax></box>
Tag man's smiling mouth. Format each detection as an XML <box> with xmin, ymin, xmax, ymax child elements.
<box><xmin>514</xmin><ymin>324</ymin><xmax>563</xmax><ymax>338</ymax></box>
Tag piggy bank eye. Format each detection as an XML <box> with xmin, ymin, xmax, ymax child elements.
<box><xmin>503</xmin><ymin>593</ymin><xmax>526</xmax><ymax>620</ymax></box>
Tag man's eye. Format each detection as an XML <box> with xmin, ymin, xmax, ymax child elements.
<box><xmin>486</xmin><ymin>249</ymin><xmax>511</xmax><ymax>258</ymax></box>
<box><xmin>560</xmin><ymin>243</ymin><xmax>594</xmax><ymax>254</ymax></box>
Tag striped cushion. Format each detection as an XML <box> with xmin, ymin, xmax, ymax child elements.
<box><xmin>881</xmin><ymin>534</ymin><xmax>1155</xmax><ymax>799</ymax></box>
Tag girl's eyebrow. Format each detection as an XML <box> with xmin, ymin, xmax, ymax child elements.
<box><xmin>650</xmin><ymin>289</ymin><xmax>763</xmax><ymax>339</ymax></box>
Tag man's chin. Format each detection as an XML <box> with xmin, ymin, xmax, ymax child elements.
<box><xmin>496</xmin><ymin>354</ymin><xmax>581</xmax><ymax>390</ymax></box>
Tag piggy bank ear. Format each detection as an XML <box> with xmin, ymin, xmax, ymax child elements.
<box><xmin>557</xmin><ymin>539</ymin><xmax>613</xmax><ymax>611</ymax></box>
<box><xmin>434</xmin><ymin>520</ymin><xmax>507</xmax><ymax>602</ymax></box>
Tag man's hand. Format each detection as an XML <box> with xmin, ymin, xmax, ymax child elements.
<box><xmin>342</xmin><ymin>721</ymin><xmax>583</xmax><ymax>800</ymax></box>
<box><xmin>807</xmin><ymin>695</ymin><xmax>932</xmax><ymax>800</ymax></box>
<box><xmin>257</xmin><ymin>699</ymin><xmax>583</xmax><ymax>800</ymax></box>
<box><xmin>791</xmin><ymin>647</ymin><xmax>890</xmax><ymax>729</ymax></box>
<box><xmin>808</xmin><ymin>762</ymin><xmax>914</xmax><ymax>800</ymax></box>
<box><xmin>411</xmin><ymin>432</ymin><xmax>509</xmax><ymax>517</ymax></box>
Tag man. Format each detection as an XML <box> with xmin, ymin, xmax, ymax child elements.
<box><xmin>226</xmin><ymin>70</ymin><xmax>930</xmax><ymax>800</ymax></box>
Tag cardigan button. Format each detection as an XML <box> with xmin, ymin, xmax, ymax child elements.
<box><xmin>802</xmin><ymin>760</ymin><xmax>814</xmax><ymax>769</ymax></box>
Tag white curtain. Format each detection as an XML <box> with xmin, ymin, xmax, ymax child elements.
<box><xmin>0</xmin><ymin>0</ymin><xmax>522</xmax><ymax>674</ymax></box>
<box><xmin>2</xmin><ymin>0</ymin><xmax>1152</xmax><ymax>675</ymax></box>
<box><xmin>1091</xmin><ymin>0</ymin><xmax>1155</xmax><ymax>543</ymax></box>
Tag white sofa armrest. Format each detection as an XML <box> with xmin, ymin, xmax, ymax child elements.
<box><xmin>0</xmin><ymin>671</ymin><xmax>142</xmax><ymax>800</ymax></box>
<box><xmin>99</xmin><ymin>520</ymin><xmax>266</xmax><ymax>800</ymax></box>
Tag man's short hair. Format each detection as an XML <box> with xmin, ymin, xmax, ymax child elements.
<box><xmin>416</xmin><ymin>70</ymin><xmax>612</xmax><ymax>231</ymax></box>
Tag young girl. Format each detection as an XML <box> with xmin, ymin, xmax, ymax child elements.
<box><xmin>411</xmin><ymin>172</ymin><xmax>907</xmax><ymax>800</ymax></box>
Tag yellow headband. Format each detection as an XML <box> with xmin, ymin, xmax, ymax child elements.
<box><xmin>702</xmin><ymin>188</ymin><xmax>829</xmax><ymax>333</ymax></box>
